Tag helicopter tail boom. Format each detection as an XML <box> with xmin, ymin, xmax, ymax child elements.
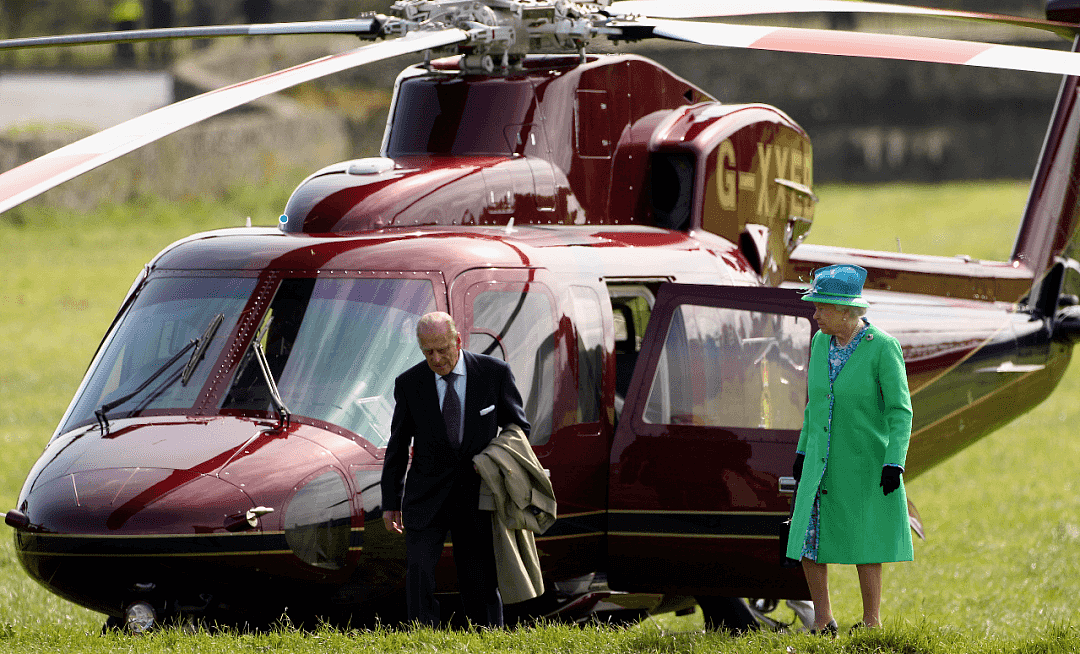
<box><xmin>1014</xmin><ymin>36</ymin><xmax>1080</xmax><ymax>321</ymax></box>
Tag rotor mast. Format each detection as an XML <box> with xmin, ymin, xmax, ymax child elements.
<box><xmin>386</xmin><ymin>0</ymin><xmax>623</xmax><ymax>73</ymax></box>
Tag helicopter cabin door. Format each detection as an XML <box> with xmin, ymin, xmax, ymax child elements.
<box><xmin>607</xmin><ymin>283</ymin><xmax>815</xmax><ymax>599</ymax></box>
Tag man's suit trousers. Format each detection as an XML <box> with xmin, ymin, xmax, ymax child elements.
<box><xmin>404</xmin><ymin>495</ymin><xmax>502</xmax><ymax>628</ymax></box>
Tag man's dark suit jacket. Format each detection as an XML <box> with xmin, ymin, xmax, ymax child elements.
<box><xmin>382</xmin><ymin>350</ymin><xmax>531</xmax><ymax>530</ymax></box>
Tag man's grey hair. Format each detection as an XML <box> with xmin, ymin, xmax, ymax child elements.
<box><xmin>416</xmin><ymin>311</ymin><xmax>458</xmax><ymax>338</ymax></box>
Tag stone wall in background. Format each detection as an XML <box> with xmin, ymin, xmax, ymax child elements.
<box><xmin>0</xmin><ymin>111</ymin><xmax>350</xmax><ymax>214</ymax></box>
<box><xmin>0</xmin><ymin>37</ymin><xmax>359</xmax><ymax>214</ymax></box>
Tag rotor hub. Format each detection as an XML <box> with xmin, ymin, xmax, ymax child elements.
<box><xmin>387</xmin><ymin>0</ymin><xmax>616</xmax><ymax>72</ymax></box>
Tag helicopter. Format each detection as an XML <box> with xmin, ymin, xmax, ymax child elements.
<box><xmin>5</xmin><ymin>0</ymin><xmax>1080</xmax><ymax>634</ymax></box>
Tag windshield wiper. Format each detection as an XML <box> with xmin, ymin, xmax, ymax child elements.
<box><xmin>94</xmin><ymin>313</ymin><xmax>225</xmax><ymax>435</ymax></box>
<box><xmin>183</xmin><ymin>313</ymin><xmax>224</xmax><ymax>385</ymax></box>
<box><xmin>248</xmin><ymin>321</ymin><xmax>291</xmax><ymax>431</ymax></box>
<box><xmin>94</xmin><ymin>342</ymin><xmax>194</xmax><ymax>435</ymax></box>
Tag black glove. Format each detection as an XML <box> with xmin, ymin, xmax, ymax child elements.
<box><xmin>792</xmin><ymin>453</ymin><xmax>805</xmax><ymax>483</ymax></box>
<box><xmin>880</xmin><ymin>466</ymin><xmax>902</xmax><ymax>496</ymax></box>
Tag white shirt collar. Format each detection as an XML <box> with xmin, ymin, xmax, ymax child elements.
<box><xmin>450</xmin><ymin>352</ymin><xmax>466</xmax><ymax>377</ymax></box>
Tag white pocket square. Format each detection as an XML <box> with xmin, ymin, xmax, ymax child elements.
<box><xmin>479</xmin><ymin>405</ymin><xmax>495</xmax><ymax>416</ymax></box>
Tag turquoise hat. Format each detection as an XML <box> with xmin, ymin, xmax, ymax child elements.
<box><xmin>801</xmin><ymin>264</ymin><xmax>870</xmax><ymax>308</ymax></box>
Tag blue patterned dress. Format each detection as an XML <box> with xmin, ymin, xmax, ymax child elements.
<box><xmin>800</xmin><ymin>319</ymin><xmax>868</xmax><ymax>561</ymax></box>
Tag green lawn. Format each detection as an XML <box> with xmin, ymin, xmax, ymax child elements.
<box><xmin>808</xmin><ymin>180</ymin><xmax>1029</xmax><ymax>261</ymax></box>
<box><xmin>3</xmin><ymin>180</ymin><xmax>1079</xmax><ymax>652</ymax></box>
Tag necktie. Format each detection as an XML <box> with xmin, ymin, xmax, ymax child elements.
<box><xmin>442</xmin><ymin>372</ymin><xmax>461</xmax><ymax>447</ymax></box>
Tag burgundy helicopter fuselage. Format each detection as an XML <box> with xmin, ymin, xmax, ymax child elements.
<box><xmin>8</xmin><ymin>52</ymin><xmax>1078</xmax><ymax>625</ymax></box>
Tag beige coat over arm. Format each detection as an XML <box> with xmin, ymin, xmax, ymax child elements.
<box><xmin>474</xmin><ymin>424</ymin><xmax>557</xmax><ymax>604</ymax></box>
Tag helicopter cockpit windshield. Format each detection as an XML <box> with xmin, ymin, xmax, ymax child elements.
<box><xmin>60</xmin><ymin>277</ymin><xmax>257</xmax><ymax>434</ymax></box>
<box><xmin>58</xmin><ymin>275</ymin><xmax>437</xmax><ymax>447</ymax></box>
<box><xmin>220</xmin><ymin>276</ymin><xmax>437</xmax><ymax>447</ymax></box>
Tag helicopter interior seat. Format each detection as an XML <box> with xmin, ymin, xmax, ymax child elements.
<box><xmin>613</xmin><ymin>304</ymin><xmax>637</xmax><ymax>400</ymax></box>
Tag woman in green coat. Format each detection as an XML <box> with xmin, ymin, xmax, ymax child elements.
<box><xmin>785</xmin><ymin>264</ymin><xmax>913</xmax><ymax>635</ymax></box>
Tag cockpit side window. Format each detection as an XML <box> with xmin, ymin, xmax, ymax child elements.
<box><xmin>221</xmin><ymin>276</ymin><xmax>437</xmax><ymax>447</ymax></box>
<box><xmin>468</xmin><ymin>285</ymin><xmax>555</xmax><ymax>445</ymax></box>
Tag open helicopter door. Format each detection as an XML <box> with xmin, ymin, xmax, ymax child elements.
<box><xmin>607</xmin><ymin>283</ymin><xmax>815</xmax><ymax>601</ymax></box>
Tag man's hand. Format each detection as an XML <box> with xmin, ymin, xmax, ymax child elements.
<box><xmin>383</xmin><ymin>510</ymin><xmax>404</xmax><ymax>534</ymax></box>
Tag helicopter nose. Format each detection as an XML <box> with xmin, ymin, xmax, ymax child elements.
<box><xmin>10</xmin><ymin>466</ymin><xmax>259</xmax><ymax>620</ymax></box>
<box><xmin>18</xmin><ymin>467</ymin><xmax>255</xmax><ymax>534</ymax></box>
<box><xmin>11</xmin><ymin>415</ymin><xmax>386</xmax><ymax>621</ymax></box>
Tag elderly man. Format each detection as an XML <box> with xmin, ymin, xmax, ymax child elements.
<box><xmin>381</xmin><ymin>312</ymin><xmax>530</xmax><ymax>628</ymax></box>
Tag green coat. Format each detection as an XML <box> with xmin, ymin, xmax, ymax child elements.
<box><xmin>785</xmin><ymin>322</ymin><xmax>914</xmax><ymax>564</ymax></box>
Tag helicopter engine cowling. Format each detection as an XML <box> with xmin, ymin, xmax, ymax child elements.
<box><xmin>279</xmin><ymin>154</ymin><xmax>578</xmax><ymax>233</ymax></box>
<box><xmin>282</xmin><ymin>54</ymin><xmax>727</xmax><ymax>236</ymax></box>
<box><xmin>645</xmin><ymin>103</ymin><xmax>816</xmax><ymax>285</ymax></box>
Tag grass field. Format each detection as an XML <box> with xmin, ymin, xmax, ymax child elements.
<box><xmin>3</xmin><ymin>179</ymin><xmax>1080</xmax><ymax>653</ymax></box>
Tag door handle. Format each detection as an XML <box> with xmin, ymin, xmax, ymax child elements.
<box><xmin>779</xmin><ymin>476</ymin><xmax>797</xmax><ymax>494</ymax></box>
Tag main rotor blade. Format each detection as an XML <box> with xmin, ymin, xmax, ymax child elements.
<box><xmin>0</xmin><ymin>19</ymin><xmax>382</xmax><ymax>50</ymax></box>
<box><xmin>609</xmin><ymin>0</ymin><xmax>1079</xmax><ymax>39</ymax></box>
<box><xmin>638</xmin><ymin>19</ymin><xmax>1080</xmax><ymax>77</ymax></box>
<box><xmin>0</xmin><ymin>29</ymin><xmax>466</xmax><ymax>215</ymax></box>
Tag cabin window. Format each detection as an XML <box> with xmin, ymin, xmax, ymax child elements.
<box><xmin>221</xmin><ymin>277</ymin><xmax>437</xmax><ymax>447</ymax></box>
<box><xmin>60</xmin><ymin>276</ymin><xmax>257</xmax><ymax>433</ymax></box>
<box><xmin>386</xmin><ymin>77</ymin><xmax>537</xmax><ymax>156</ymax></box>
<box><xmin>468</xmin><ymin>286</ymin><xmax>555</xmax><ymax>445</ymax></box>
<box><xmin>571</xmin><ymin>286</ymin><xmax>604</xmax><ymax>423</ymax></box>
<box><xmin>284</xmin><ymin>469</ymin><xmax>352</xmax><ymax>570</ymax></box>
<box><xmin>642</xmin><ymin>304</ymin><xmax>810</xmax><ymax>429</ymax></box>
